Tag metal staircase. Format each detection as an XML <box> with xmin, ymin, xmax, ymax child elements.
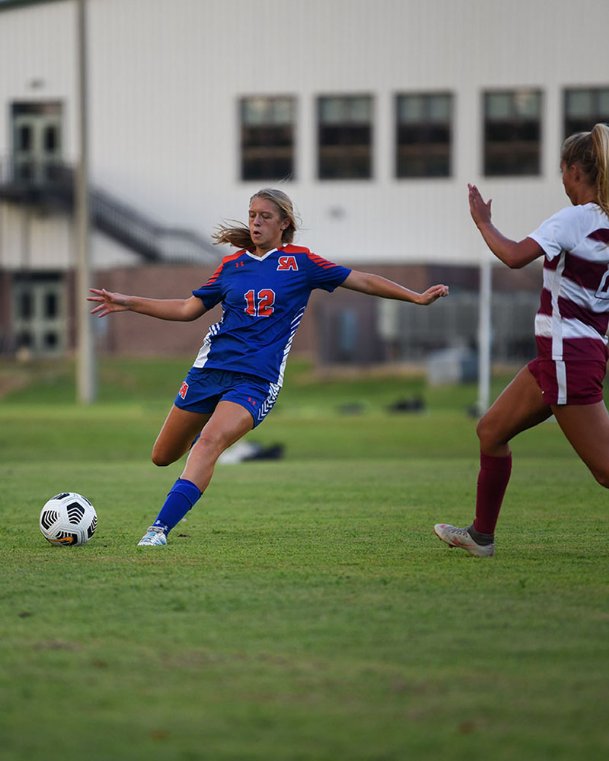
<box><xmin>0</xmin><ymin>157</ymin><xmax>219</xmax><ymax>264</ymax></box>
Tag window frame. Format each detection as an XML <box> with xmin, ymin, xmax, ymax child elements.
<box><xmin>395</xmin><ymin>91</ymin><xmax>453</xmax><ymax>179</ymax></box>
<box><xmin>239</xmin><ymin>95</ymin><xmax>296</xmax><ymax>182</ymax></box>
<box><xmin>482</xmin><ymin>89</ymin><xmax>543</xmax><ymax>177</ymax></box>
<box><xmin>563</xmin><ymin>86</ymin><xmax>609</xmax><ymax>140</ymax></box>
<box><xmin>317</xmin><ymin>94</ymin><xmax>374</xmax><ymax>181</ymax></box>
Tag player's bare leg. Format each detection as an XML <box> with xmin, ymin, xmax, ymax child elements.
<box><xmin>552</xmin><ymin>402</ymin><xmax>609</xmax><ymax>488</ymax></box>
<box><xmin>139</xmin><ymin>402</ymin><xmax>253</xmax><ymax>546</ymax></box>
<box><xmin>476</xmin><ymin>365</ymin><xmax>553</xmax><ymax>456</ymax></box>
<box><xmin>151</xmin><ymin>405</ymin><xmax>212</xmax><ymax>466</ymax></box>
<box><xmin>181</xmin><ymin>401</ymin><xmax>254</xmax><ymax>492</ymax></box>
<box><xmin>435</xmin><ymin>366</ymin><xmax>553</xmax><ymax>556</ymax></box>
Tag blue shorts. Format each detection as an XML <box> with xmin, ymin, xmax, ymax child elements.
<box><xmin>174</xmin><ymin>367</ymin><xmax>280</xmax><ymax>427</ymax></box>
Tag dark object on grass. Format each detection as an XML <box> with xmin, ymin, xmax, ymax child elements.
<box><xmin>337</xmin><ymin>402</ymin><xmax>366</xmax><ymax>415</ymax></box>
<box><xmin>386</xmin><ymin>396</ymin><xmax>426</xmax><ymax>413</ymax></box>
<box><xmin>219</xmin><ymin>441</ymin><xmax>285</xmax><ymax>464</ymax></box>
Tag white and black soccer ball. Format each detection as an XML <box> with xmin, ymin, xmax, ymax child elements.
<box><xmin>39</xmin><ymin>492</ymin><xmax>97</xmax><ymax>546</ymax></box>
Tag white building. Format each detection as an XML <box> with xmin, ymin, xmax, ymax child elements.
<box><xmin>1</xmin><ymin>0</ymin><xmax>608</xmax><ymax>357</ymax></box>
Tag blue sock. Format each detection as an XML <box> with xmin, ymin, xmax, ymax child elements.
<box><xmin>152</xmin><ymin>478</ymin><xmax>202</xmax><ymax>535</ymax></box>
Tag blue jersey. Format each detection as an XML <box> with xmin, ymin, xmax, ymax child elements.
<box><xmin>192</xmin><ymin>244</ymin><xmax>351</xmax><ymax>385</ymax></box>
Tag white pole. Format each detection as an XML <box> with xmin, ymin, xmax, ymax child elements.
<box><xmin>477</xmin><ymin>254</ymin><xmax>492</xmax><ymax>415</ymax></box>
<box><xmin>75</xmin><ymin>0</ymin><xmax>96</xmax><ymax>403</ymax></box>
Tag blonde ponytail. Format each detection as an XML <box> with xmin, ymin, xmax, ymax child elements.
<box><xmin>591</xmin><ymin>123</ymin><xmax>609</xmax><ymax>217</ymax></box>
<box><xmin>212</xmin><ymin>221</ymin><xmax>254</xmax><ymax>250</ymax></box>
<box><xmin>561</xmin><ymin>123</ymin><xmax>609</xmax><ymax>217</ymax></box>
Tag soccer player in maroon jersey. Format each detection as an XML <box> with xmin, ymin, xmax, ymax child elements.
<box><xmin>89</xmin><ymin>188</ymin><xmax>448</xmax><ymax>546</ymax></box>
<box><xmin>435</xmin><ymin>123</ymin><xmax>609</xmax><ymax>557</ymax></box>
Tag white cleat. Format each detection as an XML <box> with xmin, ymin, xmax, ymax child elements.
<box><xmin>433</xmin><ymin>523</ymin><xmax>494</xmax><ymax>557</ymax></box>
<box><xmin>137</xmin><ymin>526</ymin><xmax>167</xmax><ymax>546</ymax></box>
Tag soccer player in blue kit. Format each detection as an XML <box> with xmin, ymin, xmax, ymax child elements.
<box><xmin>89</xmin><ymin>189</ymin><xmax>449</xmax><ymax>545</ymax></box>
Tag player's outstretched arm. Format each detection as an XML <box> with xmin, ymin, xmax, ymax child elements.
<box><xmin>468</xmin><ymin>184</ymin><xmax>543</xmax><ymax>269</ymax></box>
<box><xmin>340</xmin><ymin>271</ymin><xmax>449</xmax><ymax>305</ymax></box>
<box><xmin>88</xmin><ymin>288</ymin><xmax>207</xmax><ymax>321</ymax></box>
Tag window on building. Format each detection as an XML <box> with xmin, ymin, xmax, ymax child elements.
<box><xmin>11</xmin><ymin>274</ymin><xmax>65</xmax><ymax>356</ymax></box>
<box><xmin>240</xmin><ymin>96</ymin><xmax>295</xmax><ymax>181</ymax></box>
<box><xmin>483</xmin><ymin>90</ymin><xmax>542</xmax><ymax>176</ymax></box>
<box><xmin>395</xmin><ymin>93</ymin><xmax>452</xmax><ymax>178</ymax></box>
<box><xmin>318</xmin><ymin>95</ymin><xmax>373</xmax><ymax>180</ymax></box>
<box><xmin>11</xmin><ymin>101</ymin><xmax>63</xmax><ymax>185</ymax></box>
<box><xmin>564</xmin><ymin>87</ymin><xmax>609</xmax><ymax>138</ymax></box>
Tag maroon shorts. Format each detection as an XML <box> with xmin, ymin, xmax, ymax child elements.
<box><xmin>527</xmin><ymin>357</ymin><xmax>606</xmax><ymax>406</ymax></box>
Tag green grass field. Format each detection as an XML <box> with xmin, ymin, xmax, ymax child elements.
<box><xmin>1</xmin><ymin>358</ymin><xmax>608</xmax><ymax>760</ymax></box>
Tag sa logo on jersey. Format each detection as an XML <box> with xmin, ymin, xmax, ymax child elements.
<box><xmin>277</xmin><ymin>255</ymin><xmax>298</xmax><ymax>271</ymax></box>
<box><xmin>178</xmin><ymin>381</ymin><xmax>189</xmax><ymax>399</ymax></box>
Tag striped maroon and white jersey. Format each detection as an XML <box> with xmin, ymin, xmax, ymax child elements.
<box><xmin>528</xmin><ymin>203</ymin><xmax>609</xmax><ymax>362</ymax></box>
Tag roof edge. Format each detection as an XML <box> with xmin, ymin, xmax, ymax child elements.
<box><xmin>0</xmin><ymin>0</ymin><xmax>66</xmax><ymax>13</ymax></box>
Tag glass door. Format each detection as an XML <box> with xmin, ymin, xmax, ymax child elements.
<box><xmin>12</xmin><ymin>276</ymin><xmax>66</xmax><ymax>356</ymax></box>
<box><xmin>11</xmin><ymin>102</ymin><xmax>63</xmax><ymax>185</ymax></box>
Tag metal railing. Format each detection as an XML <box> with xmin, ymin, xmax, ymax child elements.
<box><xmin>0</xmin><ymin>156</ymin><xmax>219</xmax><ymax>264</ymax></box>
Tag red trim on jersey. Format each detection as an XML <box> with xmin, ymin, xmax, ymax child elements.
<box><xmin>202</xmin><ymin>250</ymin><xmax>245</xmax><ymax>286</ymax></box>
<box><xmin>279</xmin><ymin>244</ymin><xmax>344</xmax><ymax>271</ymax></box>
<box><xmin>269</xmin><ymin>243</ymin><xmax>342</xmax><ymax>270</ymax></box>
<box><xmin>281</xmin><ymin>244</ymin><xmax>312</xmax><ymax>254</ymax></box>
<box><xmin>305</xmin><ymin>252</ymin><xmax>339</xmax><ymax>269</ymax></box>
<box><xmin>201</xmin><ymin>243</ymin><xmax>343</xmax><ymax>287</ymax></box>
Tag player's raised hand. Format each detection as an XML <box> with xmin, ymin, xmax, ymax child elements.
<box><xmin>417</xmin><ymin>284</ymin><xmax>449</xmax><ymax>305</ymax></box>
<box><xmin>468</xmin><ymin>183</ymin><xmax>492</xmax><ymax>227</ymax></box>
<box><xmin>88</xmin><ymin>288</ymin><xmax>131</xmax><ymax>317</ymax></box>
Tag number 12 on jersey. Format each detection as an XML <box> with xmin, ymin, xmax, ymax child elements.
<box><xmin>244</xmin><ymin>289</ymin><xmax>276</xmax><ymax>317</ymax></box>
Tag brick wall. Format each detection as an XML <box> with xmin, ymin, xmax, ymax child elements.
<box><xmin>1</xmin><ymin>261</ymin><xmax>541</xmax><ymax>360</ymax></box>
<box><xmin>92</xmin><ymin>264</ymin><xmax>321</xmax><ymax>359</ymax></box>
<box><xmin>90</xmin><ymin>262</ymin><xmax>541</xmax><ymax>359</ymax></box>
